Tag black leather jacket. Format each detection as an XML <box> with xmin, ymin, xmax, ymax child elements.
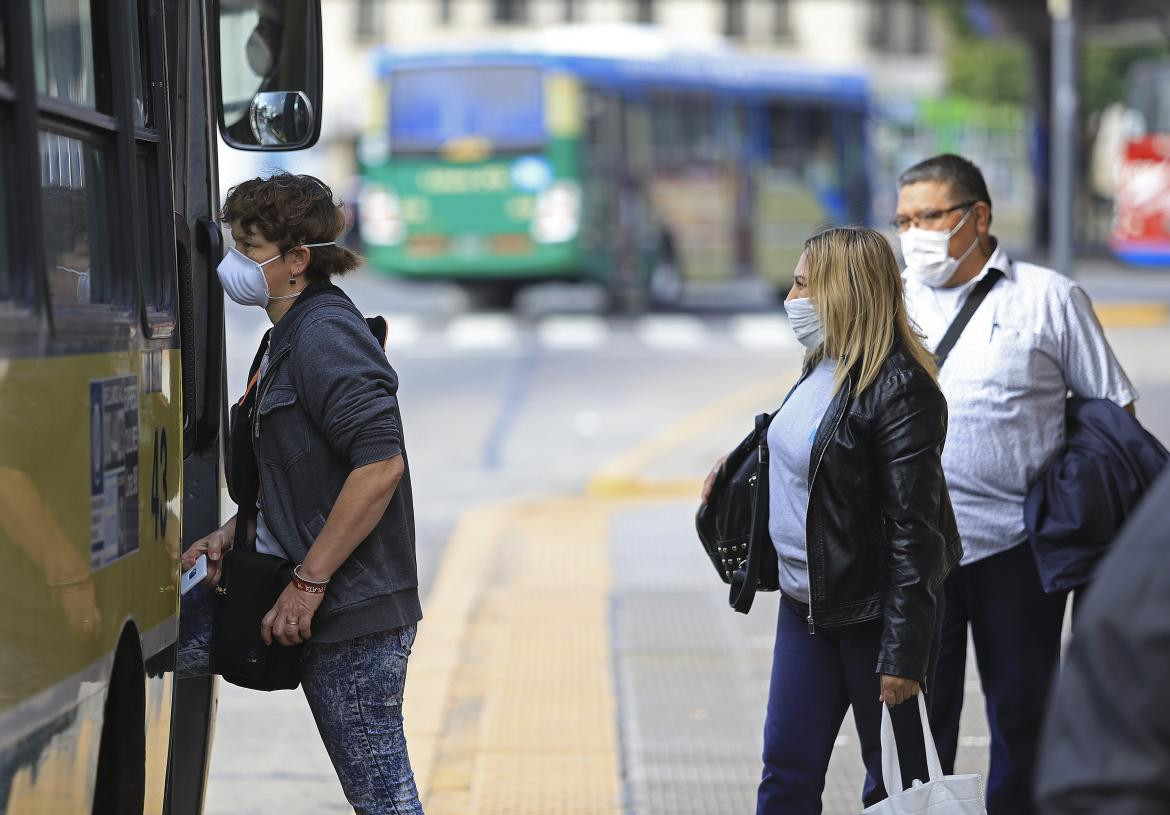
<box><xmin>780</xmin><ymin>341</ymin><xmax>961</xmax><ymax>683</ymax></box>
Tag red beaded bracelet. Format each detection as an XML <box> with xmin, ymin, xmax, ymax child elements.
<box><xmin>292</xmin><ymin>564</ymin><xmax>329</xmax><ymax>594</ymax></box>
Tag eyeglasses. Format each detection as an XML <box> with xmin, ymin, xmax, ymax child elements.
<box><xmin>890</xmin><ymin>201</ymin><xmax>977</xmax><ymax>233</ymax></box>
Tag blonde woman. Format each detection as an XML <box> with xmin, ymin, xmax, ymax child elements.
<box><xmin>703</xmin><ymin>227</ymin><xmax>961</xmax><ymax>813</ymax></box>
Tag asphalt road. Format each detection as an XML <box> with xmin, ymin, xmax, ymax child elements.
<box><xmin>202</xmin><ymin>271</ymin><xmax>1170</xmax><ymax>815</ymax></box>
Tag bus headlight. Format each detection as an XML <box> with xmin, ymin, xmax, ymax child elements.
<box><xmin>530</xmin><ymin>181</ymin><xmax>581</xmax><ymax>244</ymax></box>
<box><xmin>359</xmin><ymin>184</ymin><xmax>406</xmax><ymax>246</ymax></box>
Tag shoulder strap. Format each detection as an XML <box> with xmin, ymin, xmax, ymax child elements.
<box><xmin>934</xmin><ymin>268</ymin><xmax>1004</xmax><ymax>369</ymax></box>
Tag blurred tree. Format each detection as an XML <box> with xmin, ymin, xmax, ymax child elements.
<box><xmin>946</xmin><ymin>38</ymin><xmax>1032</xmax><ymax>104</ymax></box>
<box><xmin>1081</xmin><ymin>42</ymin><xmax>1169</xmax><ymax>115</ymax></box>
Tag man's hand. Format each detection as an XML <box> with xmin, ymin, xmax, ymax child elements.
<box><xmin>879</xmin><ymin>674</ymin><xmax>921</xmax><ymax>706</ymax></box>
<box><xmin>701</xmin><ymin>455</ymin><xmax>728</xmax><ymax>505</ymax></box>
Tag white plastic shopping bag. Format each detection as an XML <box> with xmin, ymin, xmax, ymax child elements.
<box><xmin>861</xmin><ymin>695</ymin><xmax>986</xmax><ymax>814</ymax></box>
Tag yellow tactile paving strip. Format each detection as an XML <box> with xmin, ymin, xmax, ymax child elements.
<box><xmin>405</xmin><ymin>498</ymin><xmax>623</xmax><ymax>814</ymax></box>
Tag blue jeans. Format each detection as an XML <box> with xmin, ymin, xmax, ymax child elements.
<box><xmin>179</xmin><ymin>587</ymin><xmax>424</xmax><ymax>814</ymax></box>
<box><xmin>758</xmin><ymin>595</ymin><xmax>940</xmax><ymax>814</ymax></box>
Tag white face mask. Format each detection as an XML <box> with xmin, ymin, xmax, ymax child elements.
<box><xmin>785</xmin><ymin>297</ymin><xmax>823</xmax><ymax>350</ymax></box>
<box><xmin>899</xmin><ymin>207</ymin><xmax>980</xmax><ymax>288</ymax></box>
<box><xmin>216</xmin><ymin>243</ymin><xmax>335</xmax><ymax>308</ymax></box>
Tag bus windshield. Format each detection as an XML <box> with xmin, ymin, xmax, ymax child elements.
<box><xmin>389</xmin><ymin>66</ymin><xmax>545</xmax><ymax>153</ymax></box>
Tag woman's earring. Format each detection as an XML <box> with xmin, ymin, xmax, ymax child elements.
<box><xmin>289</xmin><ymin>276</ymin><xmax>297</xmax><ymax>285</ymax></box>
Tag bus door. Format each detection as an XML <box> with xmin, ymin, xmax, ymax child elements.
<box><xmin>168</xmin><ymin>3</ymin><xmax>324</xmax><ymax>813</ymax></box>
<box><xmin>646</xmin><ymin>92</ymin><xmax>735</xmax><ymax>282</ymax></box>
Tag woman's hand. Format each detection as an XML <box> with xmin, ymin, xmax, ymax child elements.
<box><xmin>262</xmin><ymin>582</ymin><xmax>326</xmax><ymax>646</ymax></box>
<box><xmin>181</xmin><ymin>524</ymin><xmax>232</xmax><ymax>588</ymax></box>
<box><xmin>879</xmin><ymin>674</ymin><xmax>921</xmax><ymax>706</ymax></box>
<box><xmin>701</xmin><ymin>455</ymin><xmax>728</xmax><ymax>505</ymax></box>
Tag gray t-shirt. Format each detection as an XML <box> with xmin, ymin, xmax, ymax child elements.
<box><xmin>254</xmin><ymin>348</ymin><xmax>287</xmax><ymax>559</ymax></box>
<box><xmin>767</xmin><ymin>358</ymin><xmax>838</xmax><ymax>603</ymax></box>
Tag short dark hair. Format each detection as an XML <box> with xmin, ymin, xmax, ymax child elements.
<box><xmin>222</xmin><ymin>172</ymin><xmax>361</xmax><ymax>284</ymax></box>
<box><xmin>897</xmin><ymin>154</ymin><xmax>992</xmax><ymax>211</ymax></box>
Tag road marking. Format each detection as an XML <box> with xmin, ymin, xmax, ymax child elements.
<box><xmin>587</xmin><ymin>374</ymin><xmax>796</xmax><ymax>497</ymax></box>
<box><xmin>445</xmin><ymin>313</ymin><xmax>520</xmax><ymax>350</ymax></box>
<box><xmin>634</xmin><ymin>314</ymin><xmax>708</xmax><ymax>349</ymax></box>
<box><xmin>729</xmin><ymin>314</ymin><xmax>798</xmax><ymax>349</ymax></box>
<box><xmin>537</xmin><ymin>314</ymin><xmax>609</xmax><ymax>349</ymax></box>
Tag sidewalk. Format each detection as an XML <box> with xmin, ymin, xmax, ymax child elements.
<box><xmin>402</xmin><ymin>379</ymin><xmax>992</xmax><ymax>814</ymax></box>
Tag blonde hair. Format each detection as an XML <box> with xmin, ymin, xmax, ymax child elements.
<box><xmin>802</xmin><ymin>226</ymin><xmax>937</xmax><ymax>395</ymax></box>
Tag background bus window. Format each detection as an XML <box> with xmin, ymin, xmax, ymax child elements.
<box><xmin>651</xmin><ymin>94</ymin><xmax>718</xmax><ymax>167</ymax></box>
<box><xmin>31</xmin><ymin>0</ymin><xmax>99</xmax><ymax>110</ymax></box>
<box><xmin>766</xmin><ymin>104</ymin><xmax>846</xmax><ymax>221</ymax></box>
<box><xmin>38</xmin><ymin>132</ymin><xmax>118</xmax><ymax>309</ymax></box>
<box><xmin>389</xmin><ymin>67</ymin><xmax>544</xmax><ymax>153</ymax></box>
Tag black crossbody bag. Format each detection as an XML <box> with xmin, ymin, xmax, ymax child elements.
<box><xmin>211</xmin><ymin>331</ymin><xmax>304</xmax><ymax>691</ymax></box>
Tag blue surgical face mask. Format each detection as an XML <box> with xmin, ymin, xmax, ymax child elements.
<box><xmin>216</xmin><ymin>242</ymin><xmax>335</xmax><ymax>308</ymax></box>
<box><xmin>785</xmin><ymin>297</ymin><xmax>822</xmax><ymax>350</ymax></box>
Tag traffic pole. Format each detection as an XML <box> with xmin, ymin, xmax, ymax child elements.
<box><xmin>1049</xmin><ymin>0</ymin><xmax>1079</xmax><ymax>277</ymax></box>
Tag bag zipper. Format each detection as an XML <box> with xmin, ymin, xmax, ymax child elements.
<box><xmin>803</xmin><ymin>370</ymin><xmax>850</xmax><ymax>634</ymax></box>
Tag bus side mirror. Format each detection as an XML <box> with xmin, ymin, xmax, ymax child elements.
<box><xmin>212</xmin><ymin>0</ymin><xmax>323</xmax><ymax>151</ymax></box>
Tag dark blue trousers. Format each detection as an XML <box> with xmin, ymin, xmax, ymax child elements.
<box><xmin>929</xmin><ymin>542</ymin><xmax>1068</xmax><ymax>815</ymax></box>
<box><xmin>757</xmin><ymin>596</ymin><xmax>940</xmax><ymax>814</ymax></box>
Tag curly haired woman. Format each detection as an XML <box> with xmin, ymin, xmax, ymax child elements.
<box><xmin>181</xmin><ymin>173</ymin><xmax>424</xmax><ymax>814</ymax></box>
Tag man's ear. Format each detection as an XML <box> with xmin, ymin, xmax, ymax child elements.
<box><xmin>975</xmin><ymin>201</ymin><xmax>993</xmax><ymax>233</ymax></box>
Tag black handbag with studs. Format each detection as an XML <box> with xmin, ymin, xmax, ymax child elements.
<box><xmin>695</xmin><ymin>411</ymin><xmax>779</xmax><ymax>613</ymax></box>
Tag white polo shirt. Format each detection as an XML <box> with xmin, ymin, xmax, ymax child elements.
<box><xmin>903</xmin><ymin>242</ymin><xmax>1138</xmax><ymax>565</ymax></box>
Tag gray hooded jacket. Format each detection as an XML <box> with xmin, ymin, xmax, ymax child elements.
<box><xmin>251</xmin><ymin>283</ymin><xmax>421</xmax><ymax>643</ymax></box>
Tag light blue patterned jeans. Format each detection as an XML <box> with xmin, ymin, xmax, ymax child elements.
<box><xmin>179</xmin><ymin>587</ymin><xmax>424</xmax><ymax>814</ymax></box>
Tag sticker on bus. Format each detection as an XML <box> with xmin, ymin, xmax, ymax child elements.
<box><xmin>89</xmin><ymin>376</ymin><xmax>140</xmax><ymax>569</ymax></box>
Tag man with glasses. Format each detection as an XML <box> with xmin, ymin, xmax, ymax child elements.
<box><xmin>893</xmin><ymin>154</ymin><xmax>1136</xmax><ymax>815</ymax></box>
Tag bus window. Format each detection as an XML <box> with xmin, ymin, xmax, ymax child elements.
<box><xmin>1</xmin><ymin>4</ymin><xmax>8</xmax><ymax>78</ymax></box>
<box><xmin>0</xmin><ymin>120</ymin><xmax>9</xmax><ymax>303</ymax></box>
<box><xmin>766</xmin><ymin>104</ymin><xmax>848</xmax><ymax>221</ymax></box>
<box><xmin>137</xmin><ymin>151</ymin><xmax>170</xmax><ymax>314</ymax></box>
<box><xmin>390</xmin><ymin>67</ymin><xmax>544</xmax><ymax>154</ymax></box>
<box><xmin>38</xmin><ymin>133</ymin><xmax>118</xmax><ymax>309</ymax></box>
<box><xmin>651</xmin><ymin>94</ymin><xmax>717</xmax><ymax>167</ymax></box>
<box><xmin>126</xmin><ymin>0</ymin><xmax>152</xmax><ymax>128</ymax></box>
<box><xmin>32</xmin><ymin>0</ymin><xmax>100</xmax><ymax>110</ymax></box>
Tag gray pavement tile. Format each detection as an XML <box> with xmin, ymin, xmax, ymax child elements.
<box><xmin>611</xmin><ymin>502</ymin><xmax>991</xmax><ymax>815</ymax></box>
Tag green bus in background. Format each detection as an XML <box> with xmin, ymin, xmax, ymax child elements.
<box><xmin>357</xmin><ymin>27</ymin><xmax>871</xmax><ymax>309</ymax></box>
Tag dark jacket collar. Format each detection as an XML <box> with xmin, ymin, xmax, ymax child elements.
<box><xmin>269</xmin><ymin>280</ymin><xmax>355</xmax><ymax>355</ymax></box>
